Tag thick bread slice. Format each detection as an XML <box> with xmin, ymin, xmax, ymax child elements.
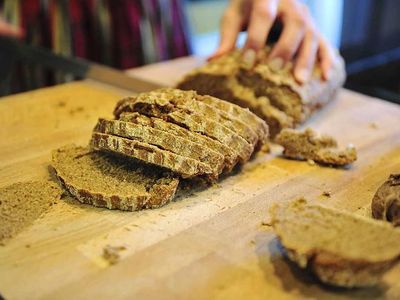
<box><xmin>114</xmin><ymin>89</ymin><xmax>253</xmax><ymax>163</ymax></box>
<box><xmin>372</xmin><ymin>173</ymin><xmax>400</xmax><ymax>226</ymax></box>
<box><xmin>275</xmin><ymin>128</ymin><xmax>357</xmax><ymax>166</ymax></box>
<box><xmin>119</xmin><ymin>112</ymin><xmax>238</xmax><ymax>171</ymax></box>
<box><xmin>91</xmin><ymin>132</ymin><xmax>214</xmax><ymax>179</ymax></box>
<box><xmin>1</xmin><ymin>180</ymin><xmax>62</xmax><ymax>242</ymax></box>
<box><xmin>271</xmin><ymin>198</ymin><xmax>400</xmax><ymax>287</ymax></box>
<box><xmin>51</xmin><ymin>145</ymin><xmax>179</xmax><ymax>211</ymax></box>
<box><xmin>94</xmin><ymin>118</ymin><xmax>225</xmax><ymax>177</ymax></box>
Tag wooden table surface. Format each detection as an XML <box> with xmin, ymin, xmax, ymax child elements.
<box><xmin>0</xmin><ymin>57</ymin><xmax>400</xmax><ymax>300</ymax></box>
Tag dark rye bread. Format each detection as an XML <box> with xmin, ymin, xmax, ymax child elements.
<box><xmin>271</xmin><ymin>198</ymin><xmax>400</xmax><ymax>288</ymax></box>
<box><xmin>94</xmin><ymin>118</ymin><xmax>225</xmax><ymax>177</ymax></box>
<box><xmin>177</xmin><ymin>48</ymin><xmax>345</xmax><ymax>136</ymax></box>
<box><xmin>114</xmin><ymin>89</ymin><xmax>254</xmax><ymax>163</ymax></box>
<box><xmin>91</xmin><ymin>132</ymin><xmax>214</xmax><ymax>179</ymax></box>
<box><xmin>119</xmin><ymin>112</ymin><xmax>238</xmax><ymax>171</ymax></box>
<box><xmin>372</xmin><ymin>173</ymin><xmax>400</xmax><ymax>226</ymax></box>
<box><xmin>51</xmin><ymin>145</ymin><xmax>179</xmax><ymax>211</ymax></box>
<box><xmin>275</xmin><ymin>128</ymin><xmax>357</xmax><ymax>166</ymax></box>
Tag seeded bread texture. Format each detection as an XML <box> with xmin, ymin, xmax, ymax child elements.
<box><xmin>119</xmin><ymin>112</ymin><xmax>238</xmax><ymax>172</ymax></box>
<box><xmin>271</xmin><ymin>198</ymin><xmax>400</xmax><ymax>287</ymax></box>
<box><xmin>94</xmin><ymin>118</ymin><xmax>225</xmax><ymax>177</ymax></box>
<box><xmin>177</xmin><ymin>48</ymin><xmax>345</xmax><ymax>136</ymax></box>
<box><xmin>275</xmin><ymin>128</ymin><xmax>357</xmax><ymax>166</ymax></box>
<box><xmin>372</xmin><ymin>173</ymin><xmax>400</xmax><ymax>226</ymax></box>
<box><xmin>0</xmin><ymin>180</ymin><xmax>62</xmax><ymax>243</ymax></box>
<box><xmin>113</xmin><ymin>88</ymin><xmax>258</xmax><ymax>163</ymax></box>
<box><xmin>91</xmin><ymin>132</ymin><xmax>214</xmax><ymax>179</ymax></box>
<box><xmin>51</xmin><ymin>145</ymin><xmax>179</xmax><ymax>211</ymax></box>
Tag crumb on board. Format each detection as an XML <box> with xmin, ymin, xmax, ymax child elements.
<box><xmin>307</xmin><ymin>159</ymin><xmax>316</xmax><ymax>166</ymax></box>
<box><xmin>102</xmin><ymin>245</ymin><xmax>127</xmax><ymax>265</ymax></box>
<box><xmin>369</xmin><ymin>122</ymin><xmax>378</xmax><ymax>129</ymax></box>
<box><xmin>260</xmin><ymin>220</ymin><xmax>272</xmax><ymax>227</ymax></box>
<box><xmin>321</xmin><ymin>191</ymin><xmax>331</xmax><ymax>197</ymax></box>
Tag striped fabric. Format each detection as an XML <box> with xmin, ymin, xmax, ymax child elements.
<box><xmin>0</xmin><ymin>0</ymin><xmax>191</xmax><ymax>93</ymax></box>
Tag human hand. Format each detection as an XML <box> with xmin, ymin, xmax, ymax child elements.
<box><xmin>211</xmin><ymin>0</ymin><xmax>335</xmax><ymax>83</ymax></box>
<box><xmin>0</xmin><ymin>17</ymin><xmax>24</xmax><ymax>39</ymax></box>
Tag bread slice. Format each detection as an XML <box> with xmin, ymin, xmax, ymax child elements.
<box><xmin>90</xmin><ymin>132</ymin><xmax>214</xmax><ymax>179</ymax></box>
<box><xmin>51</xmin><ymin>145</ymin><xmax>179</xmax><ymax>211</ymax></box>
<box><xmin>114</xmin><ymin>89</ymin><xmax>254</xmax><ymax>163</ymax></box>
<box><xmin>93</xmin><ymin>118</ymin><xmax>225</xmax><ymax>177</ymax></box>
<box><xmin>275</xmin><ymin>128</ymin><xmax>357</xmax><ymax>166</ymax></box>
<box><xmin>177</xmin><ymin>47</ymin><xmax>345</xmax><ymax>135</ymax></box>
<box><xmin>372</xmin><ymin>173</ymin><xmax>400</xmax><ymax>226</ymax></box>
<box><xmin>1</xmin><ymin>180</ymin><xmax>62</xmax><ymax>243</ymax></box>
<box><xmin>271</xmin><ymin>198</ymin><xmax>400</xmax><ymax>287</ymax></box>
<box><xmin>118</xmin><ymin>112</ymin><xmax>238</xmax><ymax>172</ymax></box>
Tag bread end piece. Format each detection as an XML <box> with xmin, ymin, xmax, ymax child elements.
<box><xmin>271</xmin><ymin>198</ymin><xmax>400</xmax><ymax>288</ymax></box>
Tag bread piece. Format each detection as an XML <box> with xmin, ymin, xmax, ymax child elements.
<box><xmin>177</xmin><ymin>48</ymin><xmax>345</xmax><ymax>135</ymax></box>
<box><xmin>275</xmin><ymin>128</ymin><xmax>357</xmax><ymax>166</ymax></box>
<box><xmin>372</xmin><ymin>173</ymin><xmax>400</xmax><ymax>226</ymax></box>
<box><xmin>94</xmin><ymin>118</ymin><xmax>225</xmax><ymax>177</ymax></box>
<box><xmin>114</xmin><ymin>89</ymin><xmax>254</xmax><ymax>163</ymax></box>
<box><xmin>51</xmin><ymin>145</ymin><xmax>179</xmax><ymax>211</ymax></box>
<box><xmin>271</xmin><ymin>198</ymin><xmax>400</xmax><ymax>288</ymax></box>
<box><xmin>91</xmin><ymin>132</ymin><xmax>214</xmax><ymax>179</ymax></box>
<box><xmin>119</xmin><ymin>112</ymin><xmax>238</xmax><ymax>171</ymax></box>
<box><xmin>0</xmin><ymin>180</ymin><xmax>62</xmax><ymax>242</ymax></box>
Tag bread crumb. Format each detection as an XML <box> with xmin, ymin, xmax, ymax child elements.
<box><xmin>102</xmin><ymin>245</ymin><xmax>127</xmax><ymax>265</ymax></box>
<box><xmin>307</xmin><ymin>159</ymin><xmax>316</xmax><ymax>166</ymax></box>
<box><xmin>261</xmin><ymin>220</ymin><xmax>272</xmax><ymax>226</ymax></box>
<box><xmin>322</xmin><ymin>191</ymin><xmax>331</xmax><ymax>197</ymax></box>
<box><xmin>369</xmin><ymin>122</ymin><xmax>378</xmax><ymax>129</ymax></box>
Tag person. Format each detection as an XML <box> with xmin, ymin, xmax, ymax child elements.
<box><xmin>0</xmin><ymin>0</ymin><xmax>334</xmax><ymax>91</ymax></box>
<box><xmin>211</xmin><ymin>0</ymin><xmax>335</xmax><ymax>83</ymax></box>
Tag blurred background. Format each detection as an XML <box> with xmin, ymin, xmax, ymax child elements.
<box><xmin>0</xmin><ymin>0</ymin><xmax>399</xmax><ymax>102</ymax></box>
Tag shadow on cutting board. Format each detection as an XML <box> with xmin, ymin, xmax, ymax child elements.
<box><xmin>258</xmin><ymin>237</ymin><xmax>388</xmax><ymax>300</ymax></box>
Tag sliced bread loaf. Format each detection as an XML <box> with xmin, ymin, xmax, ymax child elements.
<box><xmin>275</xmin><ymin>128</ymin><xmax>357</xmax><ymax>166</ymax></box>
<box><xmin>93</xmin><ymin>118</ymin><xmax>225</xmax><ymax>177</ymax></box>
<box><xmin>114</xmin><ymin>89</ymin><xmax>254</xmax><ymax>163</ymax></box>
<box><xmin>271</xmin><ymin>198</ymin><xmax>400</xmax><ymax>287</ymax></box>
<box><xmin>0</xmin><ymin>180</ymin><xmax>62</xmax><ymax>243</ymax></box>
<box><xmin>118</xmin><ymin>112</ymin><xmax>238</xmax><ymax>172</ymax></box>
<box><xmin>177</xmin><ymin>47</ymin><xmax>345</xmax><ymax>136</ymax></box>
<box><xmin>372</xmin><ymin>173</ymin><xmax>400</xmax><ymax>226</ymax></box>
<box><xmin>51</xmin><ymin>145</ymin><xmax>179</xmax><ymax>211</ymax></box>
<box><xmin>90</xmin><ymin>132</ymin><xmax>214</xmax><ymax>179</ymax></box>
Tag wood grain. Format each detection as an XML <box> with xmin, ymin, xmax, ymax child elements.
<box><xmin>0</xmin><ymin>57</ymin><xmax>400</xmax><ymax>300</ymax></box>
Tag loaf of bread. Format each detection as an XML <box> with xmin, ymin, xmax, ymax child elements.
<box><xmin>271</xmin><ymin>198</ymin><xmax>400</xmax><ymax>287</ymax></box>
<box><xmin>96</xmin><ymin>88</ymin><xmax>269</xmax><ymax>180</ymax></box>
<box><xmin>51</xmin><ymin>145</ymin><xmax>179</xmax><ymax>211</ymax></box>
<box><xmin>372</xmin><ymin>173</ymin><xmax>400</xmax><ymax>226</ymax></box>
<box><xmin>275</xmin><ymin>128</ymin><xmax>357</xmax><ymax>166</ymax></box>
<box><xmin>177</xmin><ymin>48</ymin><xmax>345</xmax><ymax>137</ymax></box>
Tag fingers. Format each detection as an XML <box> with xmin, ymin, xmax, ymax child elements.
<box><xmin>0</xmin><ymin>18</ymin><xmax>24</xmax><ymax>38</ymax></box>
<box><xmin>318</xmin><ymin>37</ymin><xmax>335</xmax><ymax>81</ymax></box>
<box><xmin>269</xmin><ymin>19</ymin><xmax>305</xmax><ymax>62</ymax></box>
<box><xmin>209</xmin><ymin>7</ymin><xmax>243</xmax><ymax>60</ymax></box>
<box><xmin>294</xmin><ymin>30</ymin><xmax>319</xmax><ymax>84</ymax></box>
<box><xmin>244</xmin><ymin>0</ymin><xmax>278</xmax><ymax>51</ymax></box>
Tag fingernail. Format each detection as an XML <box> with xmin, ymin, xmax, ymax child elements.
<box><xmin>295</xmin><ymin>68</ymin><xmax>310</xmax><ymax>84</ymax></box>
<box><xmin>242</xmin><ymin>49</ymin><xmax>256</xmax><ymax>69</ymax></box>
<box><xmin>268</xmin><ymin>57</ymin><xmax>285</xmax><ymax>72</ymax></box>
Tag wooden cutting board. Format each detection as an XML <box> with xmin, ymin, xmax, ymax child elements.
<box><xmin>0</xmin><ymin>57</ymin><xmax>400</xmax><ymax>300</ymax></box>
